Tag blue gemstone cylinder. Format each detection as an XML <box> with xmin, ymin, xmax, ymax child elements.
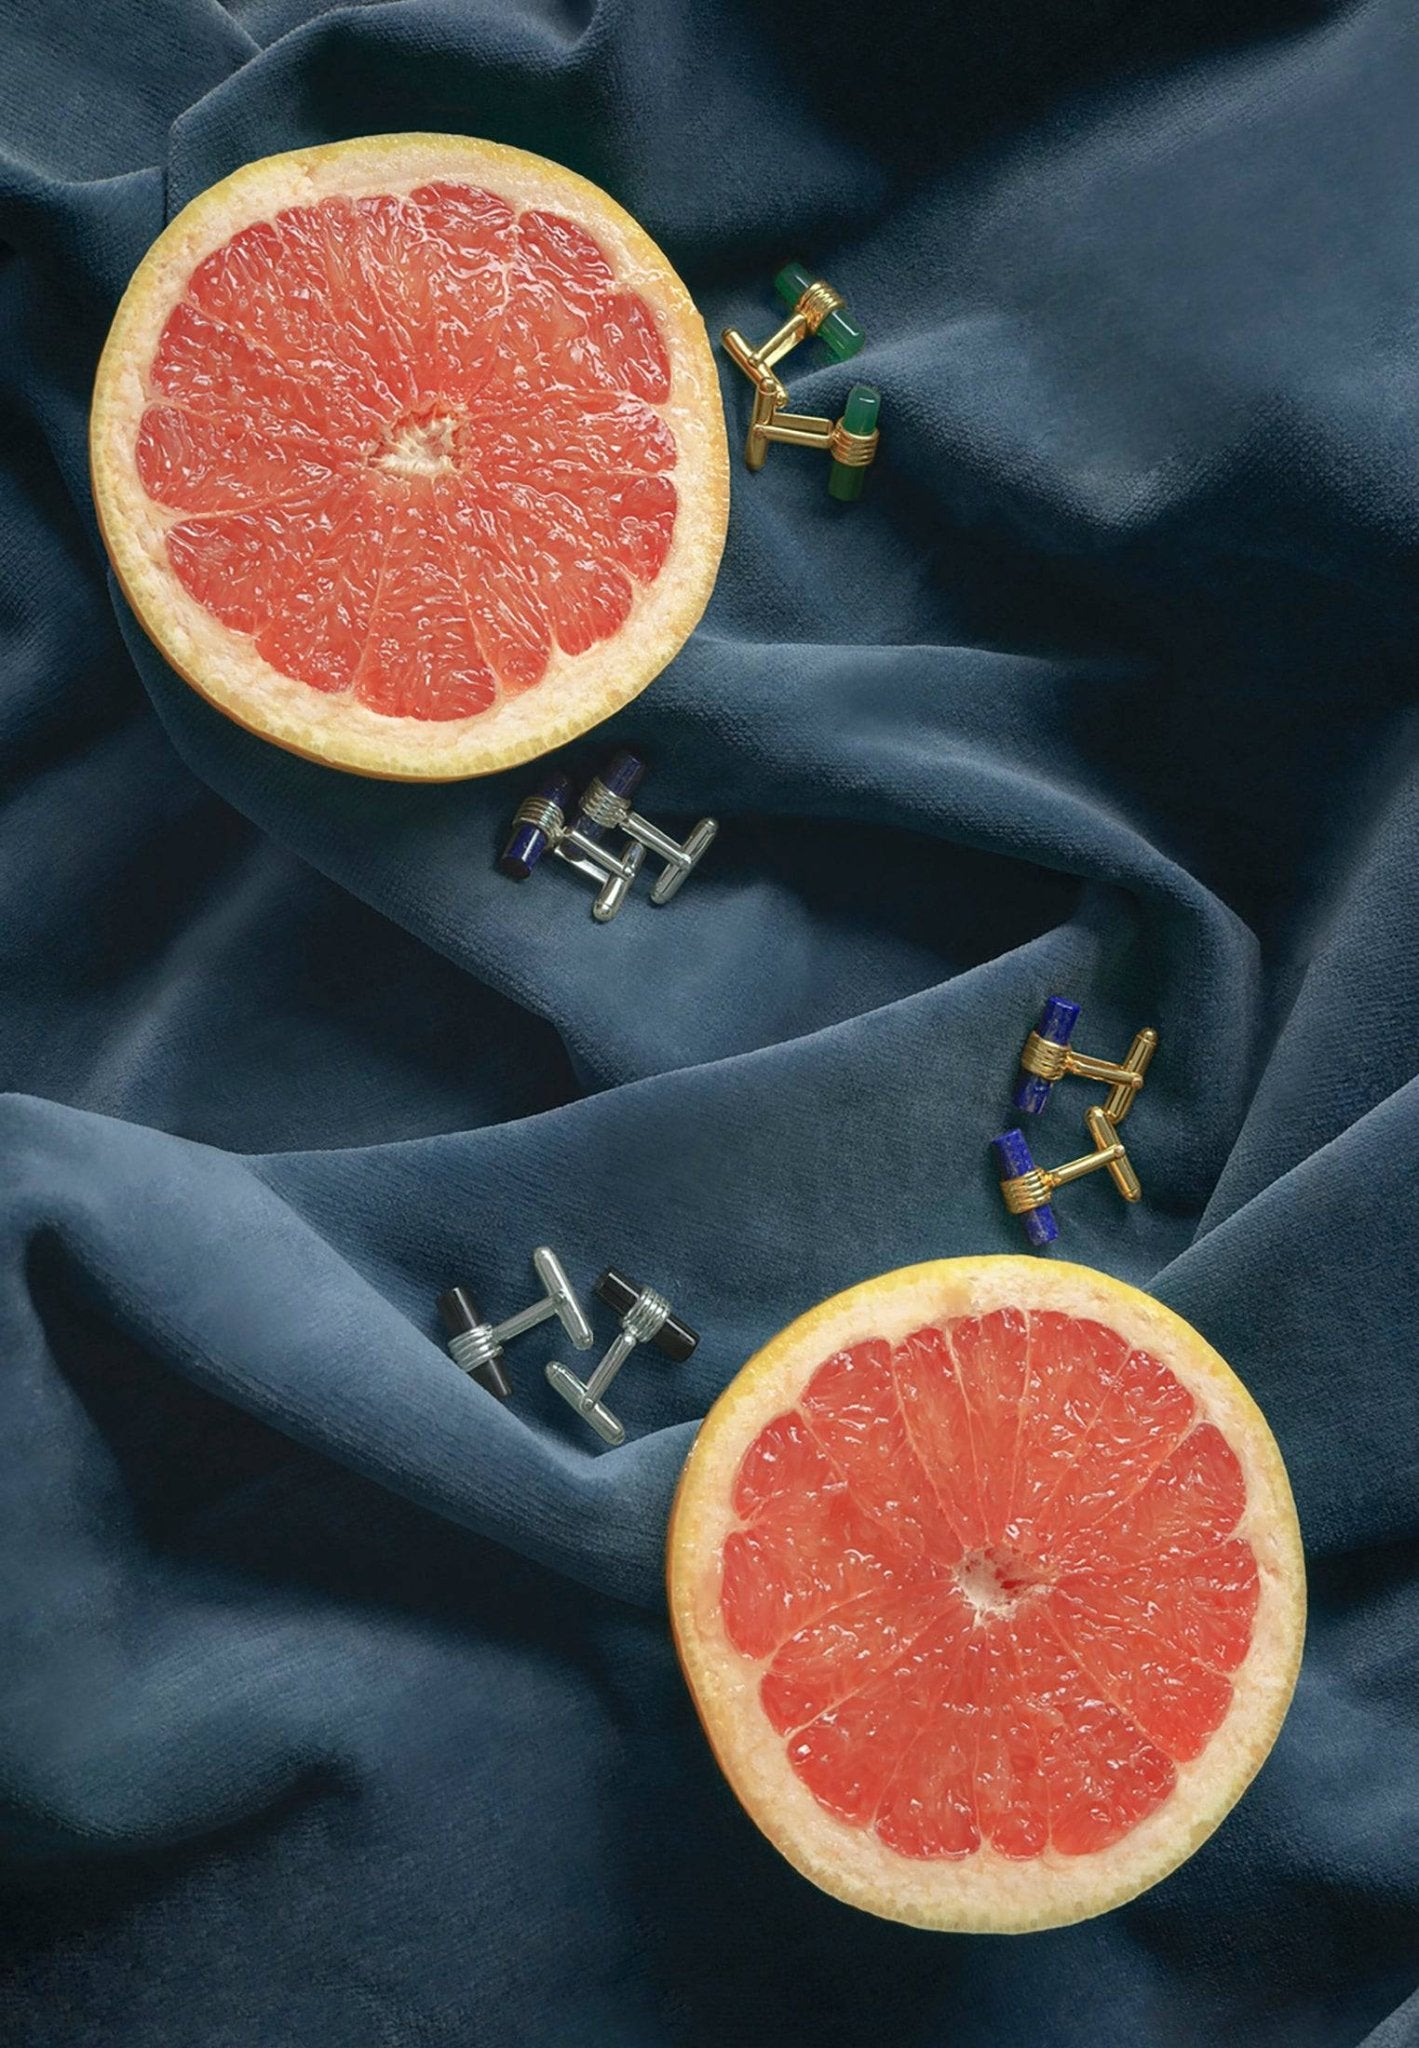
<box><xmin>992</xmin><ymin>1128</ymin><xmax>1059</xmax><ymax>1248</ymax></box>
<box><xmin>1013</xmin><ymin>995</ymin><xmax>1083</xmax><ymax>1115</ymax></box>
<box><xmin>498</xmin><ymin>772</ymin><xmax>575</xmax><ymax>880</ymax></box>
<box><xmin>576</xmin><ymin>750</ymin><xmax>647</xmax><ymax>844</ymax></box>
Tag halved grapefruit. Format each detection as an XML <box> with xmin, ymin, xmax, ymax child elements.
<box><xmin>90</xmin><ymin>135</ymin><xmax>728</xmax><ymax>779</ymax></box>
<box><xmin>668</xmin><ymin>1258</ymin><xmax>1304</xmax><ymax>1932</ymax></box>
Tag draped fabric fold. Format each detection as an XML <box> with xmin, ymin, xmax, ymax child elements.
<box><xmin>3</xmin><ymin>1</ymin><xmax>1417</xmax><ymax>2039</ymax></box>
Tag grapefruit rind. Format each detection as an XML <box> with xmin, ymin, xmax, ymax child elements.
<box><xmin>89</xmin><ymin>134</ymin><xmax>729</xmax><ymax>780</ymax></box>
<box><xmin>666</xmin><ymin>1257</ymin><xmax>1305</xmax><ymax>1933</ymax></box>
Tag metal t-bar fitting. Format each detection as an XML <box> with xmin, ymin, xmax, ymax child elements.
<box><xmin>498</xmin><ymin>769</ymin><xmax>645</xmax><ymax>922</ymax></box>
<box><xmin>438</xmin><ymin>1246</ymin><xmax>594</xmax><ymax>1401</ymax></box>
<box><xmin>1014</xmin><ymin>997</ymin><xmax>1159</xmax><ymax>1122</ymax></box>
<box><xmin>577</xmin><ymin>753</ymin><xmax>718</xmax><ymax>906</ymax></box>
<box><xmin>993</xmin><ymin>1108</ymin><xmax>1143</xmax><ymax>1248</ymax></box>
<box><xmin>545</xmin><ymin>1266</ymin><xmax>699</xmax><ymax>1446</ymax></box>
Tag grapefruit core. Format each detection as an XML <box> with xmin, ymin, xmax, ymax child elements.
<box><xmin>90</xmin><ymin>135</ymin><xmax>729</xmax><ymax>779</ymax></box>
<box><xmin>668</xmin><ymin>1258</ymin><xmax>1304</xmax><ymax>1932</ymax></box>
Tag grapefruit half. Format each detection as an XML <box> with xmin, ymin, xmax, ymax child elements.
<box><xmin>90</xmin><ymin>135</ymin><xmax>728</xmax><ymax>779</ymax></box>
<box><xmin>668</xmin><ymin>1258</ymin><xmax>1304</xmax><ymax>1932</ymax></box>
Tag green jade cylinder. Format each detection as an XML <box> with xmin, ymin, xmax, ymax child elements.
<box><xmin>773</xmin><ymin>260</ymin><xmax>864</xmax><ymax>363</ymax></box>
<box><xmin>828</xmin><ymin>383</ymin><xmax>881</xmax><ymax>503</ymax></box>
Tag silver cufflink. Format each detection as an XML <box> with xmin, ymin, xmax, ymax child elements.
<box><xmin>437</xmin><ymin>1246</ymin><xmax>594</xmax><ymax>1401</ymax></box>
<box><xmin>499</xmin><ymin>749</ymin><xmax>717</xmax><ymax>922</ymax></box>
<box><xmin>545</xmin><ymin>1267</ymin><xmax>699</xmax><ymax>1446</ymax></box>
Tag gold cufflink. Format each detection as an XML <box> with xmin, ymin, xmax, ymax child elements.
<box><xmin>993</xmin><ymin>1108</ymin><xmax>1143</xmax><ymax>1248</ymax></box>
<box><xmin>1013</xmin><ymin>998</ymin><xmax>1157</xmax><ymax>1123</ymax></box>
<box><xmin>995</xmin><ymin>996</ymin><xmax>1160</xmax><ymax>1244</ymax></box>
<box><xmin>720</xmin><ymin>261</ymin><xmax>881</xmax><ymax>500</ymax></box>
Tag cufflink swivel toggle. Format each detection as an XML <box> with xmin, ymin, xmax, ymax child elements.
<box><xmin>437</xmin><ymin>1246</ymin><xmax>594</xmax><ymax>1400</ymax></box>
<box><xmin>545</xmin><ymin>1268</ymin><xmax>699</xmax><ymax>1447</ymax></box>
<box><xmin>721</xmin><ymin>262</ymin><xmax>881</xmax><ymax>501</ymax></box>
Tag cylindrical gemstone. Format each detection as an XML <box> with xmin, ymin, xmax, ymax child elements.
<box><xmin>773</xmin><ymin>259</ymin><xmax>864</xmax><ymax>362</ymax></box>
<box><xmin>437</xmin><ymin>1287</ymin><xmax>512</xmax><ymax>1400</ymax></box>
<box><xmin>498</xmin><ymin>772</ymin><xmax>575</xmax><ymax>879</ymax></box>
<box><xmin>438</xmin><ymin>1285</ymin><xmax>483</xmax><ymax>1339</ymax></box>
<box><xmin>593</xmin><ymin>1267</ymin><xmax>698</xmax><ymax>1361</ymax></box>
<box><xmin>1014</xmin><ymin>995</ymin><xmax>1082</xmax><ymax>1114</ymax></box>
<box><xmin>828</xmin><ymin>383</ymin><xmax>881</xmax><ymax>502</ymax></box>
<box><xmin>818</xmin><ymin>305</ymin><xmax>865</xmax><ymax>363</ymax></box>
<box><xmin>992</xmin><ymin>1130</ymin><xmax>1060</xmax><ymax>1248</ymax></box>
<box><xmin>773</xmin><ymin>259</ymin><xmax>815</xmax><ymax>311</ymax></box>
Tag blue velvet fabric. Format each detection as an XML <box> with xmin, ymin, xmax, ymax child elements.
<box><xmin>3</xmin><ymin>3</ymin><xmax>1418</xmax><ymax>2041</ymax></box>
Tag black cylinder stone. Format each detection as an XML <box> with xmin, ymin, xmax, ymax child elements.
<box><xmin>436</xmin><ymin>1288</ymin><xmax>513</xmax><ymax>1399</ymax></box>
<box><xmin>470</xmin><ymin>1354</ymin><xmax>513</xmax><ymax>1401</ymax></box>
<box><xmin>593</xmin><ymin>1268</ymin><xmax>699</xmax><ymax>1361</ymax></box>
<box><xmin>438</xmin><ymin>1286</ymin><xmax>484</xmax><ymax>1339</ymax></box>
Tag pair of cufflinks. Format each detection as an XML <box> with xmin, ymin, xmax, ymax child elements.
<box><xmin>500</xmin><ymin>749</ymin><xmax>717</xmax><ymax>923</ymax></box>
<box><xmin>993</xmin><ymin>999</ymin><xmax>1159</xmax><ymax>1244</ymax></box>
<box><xmin>721</xmin><ymin>261</ymin><xmax>882</xmax><ymax>500</ymax></box>
<box><xmin>437</xmin><ymin>1247</ymin><xmax>698</xmax><ymax>1447</ymax></box>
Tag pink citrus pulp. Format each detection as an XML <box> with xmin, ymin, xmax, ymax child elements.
<box><xmin>90</xmin><ymin>136</ymin><xmax>728</xmax><ymax>778</ymax></box>
<box><xmin>668</xmin><ymin>1258</ymin><xmax>1304</xmax><ymax>1931</ymax></box>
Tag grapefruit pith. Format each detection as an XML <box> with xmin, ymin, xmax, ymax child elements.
<box><xmin>668</xmin><ymin>1258</ymin><xmax>1304</xmax><ymax>1932</ymax></box>
<box><xmin>90</xmin><ymin>135</ymin><xmax>728</xmax><ymax>779</ymax></box>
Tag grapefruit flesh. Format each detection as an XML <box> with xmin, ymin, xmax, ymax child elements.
<box><xmin>90</xmin><ymin>137</ymin><xmax>728</xmax><ymax>778</ymax></box>
<box><xmin>668</xmin><ymin>1259</ymin><xmax>1304</xmax><ymax>1931</ymax></box>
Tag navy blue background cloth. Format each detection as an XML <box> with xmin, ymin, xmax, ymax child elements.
<box><xmin>3</xmin><ymin>0</ymin><xmax>1419</xmax><ymax>2040</ymax></box>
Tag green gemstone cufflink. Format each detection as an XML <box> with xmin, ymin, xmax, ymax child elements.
<box><xmin>720</xmin><ymin>261</ymin><xmax>881</xmax><ymax>498</ymax></box>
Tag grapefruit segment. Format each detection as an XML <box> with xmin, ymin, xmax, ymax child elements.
<box><xmin>668</xmin><ymin>1258</ymin><xmax>1305</xmax><ymax>1932</ymax></box>
<box><xmin>757</xmin><ymin>1574</ymin><xmax>957</xmax><ymax>1736</ymax></box>
<box><xmin>719</xmin><ymin>1445</ymin><xmax>904</xmax><ymax>1665</ymax></box>
<box><xmin>90</xmin><ymin>135</ymin><xmax>728</xmax><ymax>778</ymax></box>
<box><xmin>947</xmin><ymin>1306</ymin><xmax>1029</xmax><ymax>1541</ymax></box>
<box><xmin>891</xmin><ymin>1322</ymin><xmax>985</xmax><ymax>1552</ymax></box>
<box><xmin>352</xmin><ymin>506</ymin><xmax>496</xmax><ymax>721</ymax></box>
<box><xmin>252</xmin><ymin>484</ymin><xmax>386</xmax><ymax>697</ymax></box>
<box><xmin>799</xmin><ymin>1340</ymin><xmax>963</xmax><ymax>1567</ymax></box>
<box><xmin>134</xmin><ymin>407</ymin><xmax>341</xmax><ymax>513</ymax></box>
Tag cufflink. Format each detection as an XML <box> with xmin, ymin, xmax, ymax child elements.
<box><xmin>499</xmin><ymin>752</ymin><xmax>717</xmax><ymax>921</ymax></box>
<box><xmin>545</xmin><ymin>1266</ymin><xmax>699</xmax><ymax>1446</ymax></box>
<box><xmin>720</xmin><ymin>262</ymin><xmax>881</xmax><ymax>499</ymax></box>
<box><xmin>992</xmin><ymin>1109</ymin><xmax>1143</xmax><ymax>1248</ymax></box>
<box><xmin>575</xmin><ymin>752</ymin><xmax>718</xmax><ymax>906</ymax></box>
<box><xmin>437</xmin><ymin>1246</ymin><xmax>594</xmax><ymax>1399</ymax></box>
<box><xmin>1013</xmin><ymin>998</ymin><xmax>1158</xmax><ymax>1122</ymax></box>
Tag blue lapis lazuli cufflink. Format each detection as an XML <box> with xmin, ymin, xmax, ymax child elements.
<box><xmin>499</xmin><ymin>751</ymin><xmax>717</xmax><ymax>922</ymax></box>
<box><xmin>996</xmin><ymin>997</ymin><xmax>1158</xmax><ymax>1243</ymax></box>
<box><xmin>993</xmin><ymin>1107</ymin><xmax>1144</xmax><ymax>1248</ymax></box>
<box><xmin>1013</xmin><ymin>998</ymin><xmax>1158</xmax><ymax>1123</ymax></box>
